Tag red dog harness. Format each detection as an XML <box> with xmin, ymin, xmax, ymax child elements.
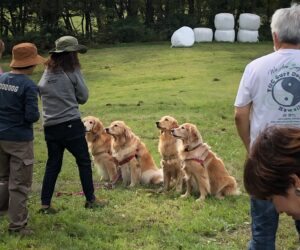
<box><xmin>117</xmin><ymin>149</ymin><xmax>139</xmax><ymax>166</ymax></box>
<box><xmin>183</xmin><ymin>143</ymin><xmax>207</xmax><ymax>166</ymax></box>
<box><xmin>184</xmin><ymin>158</ymin><xmax>204</xmax><ymax>165</ymax></box>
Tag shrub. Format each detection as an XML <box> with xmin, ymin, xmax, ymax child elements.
<box><xmin>111</xmin><ymin>18</ymin><xmax>145</xmax><ymax>43</ymax></box>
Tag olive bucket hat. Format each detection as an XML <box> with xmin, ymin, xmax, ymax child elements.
<box><xmin>49</xmin><ymin>36</ymin><xmax>87</xmax><ymax>54</ymax></box>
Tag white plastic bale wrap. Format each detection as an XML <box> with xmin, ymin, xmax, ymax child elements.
<box><xmin>239</xmin><ymin>13</ymin><xmax>260</xmax><ymax>30</ymax></box>
<box><xmin>214</xmin><ymin>30</ymin><xmax>235</xmax><ymax>42</ymax></box>
<box><xmin>193</xmin><ymin>28</ymin><xmax>213</xmax><ymax>42</ymax></box>
<box><xmin>214</xmin><ymin>13</ymin><xmax>235</xmax><ymax>30</ymax></box>
<box><xmin>237</xmin><ymin>29</ymin><xmax>259</xmax><ymax>42</ymax></box>
<box><xmin>171</xmin><ymin>26</ymin><xmax>195</xmax><ymax>47</ymax></box>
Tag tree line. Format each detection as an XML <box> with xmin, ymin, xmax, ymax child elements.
<box><xmin>0</xmin><ymin>0</ymin><xmax>291</xmax><ymax>50</ymax></box>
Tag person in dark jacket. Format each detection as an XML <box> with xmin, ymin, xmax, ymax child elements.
<box><xmin>0</xmin><ymin>39</ymin><xmax>5</xmax><ymax>74</ymax></box>
<box><xmin>0</xmin><ymin>43</ymin><xmax>45</xmax><ymax>236</ymax></box>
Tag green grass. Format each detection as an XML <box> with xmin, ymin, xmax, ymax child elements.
<box><xmin>0</xmin><ymin>42</ymin><xmax>299</xmax><ymax>250</ymax></box>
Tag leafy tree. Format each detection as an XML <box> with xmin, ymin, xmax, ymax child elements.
<box><xmin>0</xmin><ymin>0</ymin><xmax>294</xmax><ymax>45</ymax></box>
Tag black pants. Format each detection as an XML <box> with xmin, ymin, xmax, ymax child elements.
<box><xmin>41</xmin><ymin>119</ymin><xmax>95</xmax><ymax>206</ymax></box>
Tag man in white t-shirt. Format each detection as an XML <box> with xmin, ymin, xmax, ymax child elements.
<box><xmin>235</xmin><ymin>5</ymin><xmax>300</xmax><ymax>250</ymax></box>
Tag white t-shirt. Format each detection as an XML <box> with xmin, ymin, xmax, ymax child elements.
<box><xmin>235</xmin><ymin>49</ymin><xmax>300</xmax><ymax>145</ymax></box>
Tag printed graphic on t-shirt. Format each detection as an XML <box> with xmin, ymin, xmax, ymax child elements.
<box><xmin>267</xmin><ymin>62</ymin><xmax>300</xmax><ymax>124</ymax></box>
<box><xmin>0</xmin><ymin>82</ymin><xmax>19</xmax><ymax>92</ymax></box>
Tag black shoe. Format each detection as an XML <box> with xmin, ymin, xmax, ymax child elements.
<box><xmin>85</xmin><ymin>198</ymin><xmax>108</xmax><ymax>209</ymax></box>
<box><xmin>38</xmin><ymin>206</ymin><xmax>58</xmax><ymax>215</ymax></box>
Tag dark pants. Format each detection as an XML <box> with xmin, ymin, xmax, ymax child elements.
<box><xmin>41</xmin><ymin>119</ymin><xmax>95</xmax><ymax>206</ymax></box>
<box><xmin>249</xmin><ymin>198</ymin><xmax>300</xmax><ymax>250</ymax></box>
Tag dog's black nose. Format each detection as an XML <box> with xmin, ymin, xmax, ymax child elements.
<box><xmin>156</xmin><ymin>121</ymin><xmax>160</xmax><ymax>127</ymax></box>
<box><xmin>105</xmin><ymin>128</ymin><xmax>109</xmax><ymax>133</ymax></box>
<box><xmin>171</xmin><ymin>129</ymin><xmax>175</xmax><ymax>134</ymax></box>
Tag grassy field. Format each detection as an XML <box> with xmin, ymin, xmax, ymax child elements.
<box><xmin>0</xmin><ymin>42</ymin><xmax>299</xmax><ymax>250</ymax></box>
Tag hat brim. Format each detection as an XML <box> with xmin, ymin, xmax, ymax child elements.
<box><xmin>10</xmin><ymin>55</ymin><xmax>47</xmax><ymax>68</ymax></box>
<box><xmin>49</xmin><ymin>45</ymin><xmax>87</xmax><ymax>54</ymax></box>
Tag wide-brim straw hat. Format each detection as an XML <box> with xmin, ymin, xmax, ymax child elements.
<box><xmin>10</xmin><ymin>43</ymin><xmax>46</xmax><ymax>68</ymax></box>
<box><xmin>49</xmin><ymin>36</ymin><xmax>87</xmax><ymax>54</ymax></box>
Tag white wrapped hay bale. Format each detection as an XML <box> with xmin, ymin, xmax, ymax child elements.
<box><xmin>239</xmin><ymin>13</ymin><xmax>260</xmax><ymax>30</ymax></box>
<box><xmin>214</xmin><ymin>13</ymin><xmax>235</xmax><ymax>30</ymax></box>
<box><xmin>193</xmin><ymin>28</ymin><xmax>213</xmax><ymax>42</ymax></box>
<box><xmin>171</xmin><ymin>26</ymin><xmax>195</xmax><ymax>47</ymax></box>
<box><xmin>237</xmin><ymin>29</ymin><xmax>259</xmax><ymax>43</ymax></box>
<box><xmin>214</xmin><ymin>30</ymin><xmax>235</xmax><ymax>42</ymax></box>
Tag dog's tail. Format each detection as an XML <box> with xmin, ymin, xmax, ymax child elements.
<box><xmin>220</xmin><ymin>176</ymin><xmax>240</xmax><ymax>196</ymax></box>
<box><xmin>141</xmin><ymin>169</ymin><xmax>163</xmax><ymax>185</ymax></box>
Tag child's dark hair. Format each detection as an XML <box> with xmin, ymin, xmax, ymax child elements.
<box><xmin>244</xmin><ymin>126</ymin><xmax>300</xmax><ymax>199</ymax></box>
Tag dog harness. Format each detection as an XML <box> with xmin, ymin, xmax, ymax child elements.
<box><xmin>183</xmin><ymin>143</ymin><xmax>209</xmax><ymax>166</ymax></box>
<box><xmin>117</xmin><ymin>149</ymin><xmax>139</xmax><ymax>166</ymax></box>
<box><xmin>184</xmin><ymin>158</ymin><xmax>204</xmax><ymax>165</ymax></box>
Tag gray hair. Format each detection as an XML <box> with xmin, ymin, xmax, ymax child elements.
<box><xmin>271</xmin><ymin>4</ymin><xmax>300</xmax><ymax>44</ymax></box>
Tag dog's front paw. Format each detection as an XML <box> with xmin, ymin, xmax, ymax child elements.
<box><xmin>180</xmin><ymin>193</ymin><xmax>190</xmax><ymax>199</ymax></box>
<box><xmin>215</xmin><ymin>194</ymin><xmax>225</xmax><ymax>200</ymax></box>
<box><xmin>196</xmin><ymin>196</ymin><xmax>205</xmax><ymax>202</ymax></box>
<box><xmin>129</xmin><ymin>183</ymin><xmax>136</xmax><ymax>188</ymax></box>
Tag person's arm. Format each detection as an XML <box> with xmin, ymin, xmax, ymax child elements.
<box><xmin>72</xmin><ymin>70</ymin><xmax>89</xmax><ymax>104</ymax></box>
<box><xmin>24</xmin><ymin>83</ymin><xmax>40</xmax><ymax>123</ymax></box>
<box><xmin>235</xmin><ymin>104</ymin><xmax>251</xmax><ymax>153</ymax></box>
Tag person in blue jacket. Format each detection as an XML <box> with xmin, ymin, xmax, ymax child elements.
<box><xmin>0</xmin><ymin>39</ymin><xmax>5</xmax><ymax>74</ymax></box>
<box><xmin>0</xmin><ymin>43</ymin><xmax>45</xmax><ymax>236</ymax></box>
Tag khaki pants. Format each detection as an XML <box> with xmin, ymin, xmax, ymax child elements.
<box><xmin>0</xmin><ymin>140</ymin><xmax>34</xmax><ymax>231</ymax></box>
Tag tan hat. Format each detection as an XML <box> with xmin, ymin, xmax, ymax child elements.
<box><xmin>10</xmin><ymin>43</ymin><xmax>46</xmax><ymax>68</ymax></box>
<box><xmin>49</xmin><ymin>36</ymin><xmax>87</xmax><ymax>54</ymax></box>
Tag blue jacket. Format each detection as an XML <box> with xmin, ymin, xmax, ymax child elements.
<box><xmin>0</xmin><ymin>72</ymin><xmax>40</xmax><ymax>141</ymax></box>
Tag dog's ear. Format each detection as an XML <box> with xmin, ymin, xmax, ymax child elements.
<box><xmin>172</xmin><ymin>120</ymin><xmax>179</xmax><ymax>129</ymax></box>
<box><xmin>124</xmin><ymin>125</ymin><xmax>132</xmax><ymax>139</ymax></box>
<box><xmin>194</xmin><ymin>127</ymin><xmax>203</xmax><ymax>143</ymax></box>
<box><xmin>92</xmin><ymin>119</ymin><xmax>101</xmax><ymax>133</ymax></box>
<box><xmin>190</xmin><ymin>126</ymin><xmax>201</xmax><ymax>143</ymax></box>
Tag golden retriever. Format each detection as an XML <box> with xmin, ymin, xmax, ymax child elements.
<box><xmin>83</xmin><ymin>116</ymin><xmax>118</xmax><ymax>183</ymax></box>
<box><xmin>156</xmin><ymin>115</ymin><xmax>183</xmax><ymax>192</ymax></box>
<box><xmin>172</xmin><ymin>123</ymin><xmax>239</xmax><ymax>201</ymax></box>
<box><xmin>105</xmin><ymin>121</ymin><xmax>163</xmax><ymax>187</ymax></box>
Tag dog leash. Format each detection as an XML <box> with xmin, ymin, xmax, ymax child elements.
<box><xmin>55</xmin><ymin>182</ymin><xmax>104</xmax><ymax>197</ymax></box>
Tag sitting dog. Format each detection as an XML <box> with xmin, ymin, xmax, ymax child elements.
<box><xmin>156</xmin><ymin>115</ymin><xmax>183</xmax><ymax>192</ymax></box>
<box><xmin>105</xmin><ymin>121</ymin><xmax>163</xmax><ymax>187</ymax></box>
<box><xmin>83</xmin><ymin>116</ymin><xmax>118</xmax><ymax>183</ymax></box>
<box><xmin>172</xmin><ymin>123</ymin><xmax>239</xmax><ymax>201</ymax></box>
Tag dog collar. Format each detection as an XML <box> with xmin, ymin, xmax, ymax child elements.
<box><xmin>162</xmin><ymin>155</ymin><xmax>179</xmax><ymax>161</ymax></box>
<box><xmin>184</xmin><ymin>143</ymin><xmax>203</xmax><ymax>152</ymax></box>
<box><xmin>93</xmin><ymin>149</ymin><xmax>112</xmax><ymax>157</ymax></box>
